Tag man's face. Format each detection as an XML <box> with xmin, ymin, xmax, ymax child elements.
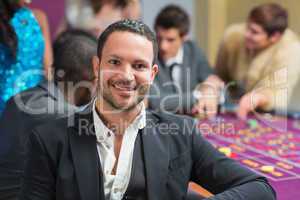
<box><xmin>93</xmin><ymin>31</ymin><xmax>158</xmax><ymax>112</ymax></box>
<box><xmin>244</xmin><ymin>21</ymin><xmax>273</xmax><ymax>51</ymax></box>
<box><xmin>156</xmin><ymin>27</ymin><xmax>185</xmax><ymax>61</ymax></box>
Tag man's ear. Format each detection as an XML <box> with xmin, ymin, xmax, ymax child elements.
<box><xmin>92</xmin><ymin>56</ymin><xmax>100</xmax><ymax>80</ymax></box>
<box><xmin>182</xmin><ymin>34</ymin><xmax>188</xmax><ymax>42</ymax></box>
<box><xmin>150</xmin><ymin>64</ymin><xmax>159</xmax><ymax>84</ymax></box>
<box><xmin>269</xmin><ymin>32</ymin><xmax>282</xmax><ymax>44</ymax></box>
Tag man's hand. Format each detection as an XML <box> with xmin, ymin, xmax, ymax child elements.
<box><xmin>205</xmin><ymin>74</ymin><xmax>224</xmax><ymax>89</ymax></box>
<box><xmin>192</xmin><ymin>91</ymin><xmax>219</xmax><ymax>119</ymax></box>
<box><xmin>237</xmin><ymin>91</ymin><xmax>269</xmax><ymax>119</ymax></box>
<box><xmin>192</xmin><ymin>75</ymin><xmax>224</xmax><ymax>119</ymax></box>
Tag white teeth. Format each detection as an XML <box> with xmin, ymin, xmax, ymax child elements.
<box><xmin>113</xmin><ymin>84</ymin><xmax>135</xmax><ymax>91</ymax></box>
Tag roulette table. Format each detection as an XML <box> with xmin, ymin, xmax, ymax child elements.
<box><xmin>197</xmin><ymin>112</ymin><xmax>300</xmax><ymax>200</ymax></box>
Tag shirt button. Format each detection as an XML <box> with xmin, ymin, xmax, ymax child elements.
<box><xmin>113</xmin><ymin>188</ymin><xmax>122</xmax><ymax>193</ymax></box>
<box><xmin>98</xmin><ymin>136</ymin><xmax>103</xmax><ymax>141</ymax></box>
<box><xmin>138</xmin><ymin>124</ymin><xmax>143</xmax><ymax>129</ymax></box>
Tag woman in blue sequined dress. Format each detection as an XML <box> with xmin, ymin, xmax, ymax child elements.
<box><xmin>0</xmin><ymin>0</ymin><xmax>53</xmax><ymax>113</ymax></box>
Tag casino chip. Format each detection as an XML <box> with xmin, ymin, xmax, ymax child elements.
<box><xmin>247</xmin><ymin>119</ymin><xmax>258</xmax><ymax>129</ymax></box>
<box><xmin>260</xmin><ymin>165</ymin><xmax>275</xmax><ymax>173</ymax></box>
<box><xmin>218</xmin><ymin>147</ymin><xmax>232</xmax><ymax>157</ymax></box>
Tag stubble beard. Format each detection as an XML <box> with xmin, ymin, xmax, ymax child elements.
<box><xmin>99</xmin><ymin>83</ymin><xmax>149</xmax><ymax>113</ymax></box>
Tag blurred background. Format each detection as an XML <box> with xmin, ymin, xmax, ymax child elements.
<box><xmin>30</xmin><ymin>0</ymin><xmax>300</xmax><ymax>66</ymax></box>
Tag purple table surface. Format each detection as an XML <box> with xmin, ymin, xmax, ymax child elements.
<box><xmin>199</xmin><ymin>113</ymin><xmax>300</xmax><ymax>200</ymax></box>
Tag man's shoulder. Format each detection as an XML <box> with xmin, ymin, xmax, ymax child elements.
<box><xmin>273</xmin><ymin>29</ymin><xmax>300</xmax><ymax>61</ymax></box>
<box><xmin>148</xmin><ymin>110</ymin><xmax>193</xmax><ymax>121</ymax></box>
<box><xmin>9</xmin><ymin>84</ymin><xmax>45</xmax><ymax>102</ymax></box>
<box><xmin>26</xmin><ymin>116</ymin><xmax>74</xmax><ymax>155</ymax></box>
<box><xmin>32</xmin><ymin>115</ymin><xmax>72</xmax><ymax>142</ymax></box>
<box><xmin>146</xmin><ymin>111</ymin><xmax>199</xmax><ymax>151</ymax></box>
<box><xmin>183</xmin><ymin>40</ymin><xmax>207</xmax><ymax>62</ymax></box>
<box><xmin>279</xmin><ymin>29</ymin><xmax>300</xmax><ymax>48</ymax></box>
<box><xmin>32</xmin><ymin>105</ymin><xmax>93</xmax><ymax>139</ymax></box>
<box><xmin>2</xmin><ymin>84</ymin><xmax>46</xmax><ymax>117</ymax></box>
<box><xmin>34</xmin><ymin>114</ymin><xmax>67</xmax><ymax>128</ymax></box>
<box><xmin>6</xmin><ymin>82</ymin><xmax>52</xmax><ymax>111</ymax></box>
<box><xmin>183</xmin><ymin>40</ymin><xmax>202</xmax><ymax>53</ymax></box>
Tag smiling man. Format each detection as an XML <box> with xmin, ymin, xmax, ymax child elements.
<box><xmin>19</xmin><ymin>20</ymin><xmax>275</xmax><ymax>200</ymax></box>
<box><xmin>215</xmin><ymin>3</ymin><xmax>300</xmax><ymax>118</ymax></box>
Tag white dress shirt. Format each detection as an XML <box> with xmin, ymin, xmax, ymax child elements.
<box><xmin>92</xmin><ymin>99</ymin><xmax>146</xmax><ymax>200</ymax></box>
<box><xmin>165</xmin><ymin>46</ymin><xmax>184</xmax><ymax>84</ymax></box>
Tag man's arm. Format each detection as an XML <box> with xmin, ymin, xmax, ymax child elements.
<box><xmin>19</xmin><ymin>131</ymin><xmax>55</xmax><ymax>200</ymax></box>
<box><xmin>190</xmin><ymin>127</ymin><xmax>276</xmax><ymax>199</ymax></box>
<box><xmin>192</xmin><ymin>75</ymin><xmax>224</xmax><ymax>119</ymax></box>
<box><xmin>237</xmin><ymin>89</ymin><xmax>272</xmax><ymax>119</ymax></box>
<box><xmin>0</xmin><ymin>98</ymin><xmax>26</xmax><ymax>199</ymax></box>
<box><xmin>188</xmin><ymin>41</ymin><xmax>224</xmax><ymax>118</ymax></box>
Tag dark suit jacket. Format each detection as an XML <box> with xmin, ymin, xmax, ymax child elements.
<box><xmin>149</xmin><ymin>41</ymin><xmax>213</xmax><ymax>114</ymax></box>
<box><xmin>0</xmin><ymin>81</ymin><xmax>78</xmax><ymax>200</ymax></box>
<box><xmin>19</xmin><ymin>105</ymin><xmax>276</xmax><ymax>200</ymax></box>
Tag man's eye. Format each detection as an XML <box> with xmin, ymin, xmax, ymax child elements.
<box><xmin>133</xmin><ymin>64</ymin><xmax>147</xmax><ymax>70</ymax></box>
<box><xmin>108</xmin><ymin>59</ymin><xmax>120</xmax><ymax>65</ymax></box>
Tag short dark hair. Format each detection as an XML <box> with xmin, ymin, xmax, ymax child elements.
<box><xmin>248</xmin><ymin>3</ymin><xmax>288</xmax><ymax>36</ymax></box>
<box><xmin>97</xmin><ymin>19</ymin><xmax>158</xmax><ymax>65</ymax></box>
<box><xmin>154</xmin><ymin>4</ymin><xmax>190</xmax><ymax>36</ymax></box>
<box><xmin>53</xmin><ymin>29</ymin><xmax>97</xmax><ymax>83</ymax></box>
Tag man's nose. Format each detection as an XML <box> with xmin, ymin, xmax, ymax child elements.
<box><xmin>159</xmin><ymin>40</ymin><xmax>168</xmax><ymax>51</ymax></box>
<box><xmin>119</xmin><ymin>64</ymin><xmax>135</xmax><ymax>80</ymax></box>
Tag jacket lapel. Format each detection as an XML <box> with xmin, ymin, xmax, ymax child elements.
<box><xmin>69</xmin><ymin>105</ymin><xmax>105</xmax><ymax>200</ymax></box>
<box><xmin>142</xmin><ymin>112</ymin><xmax>170</xmax><ymax>200</ymax></box>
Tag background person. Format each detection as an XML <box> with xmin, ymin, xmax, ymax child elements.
<box><xmin>215</xmin><ymin>3</ymin><xmax>300</xmax><ymax>118</ymax></box>
<box><xmin>0</xmin><ymin>29</ymin><xmax>97</xmax><ymax>199</ymax></box>
<box><xmin>148</xmin><ymin>5</ymin><xmax>223</xmax><ymax>118</ymax></box>
<box><xmin>0</xmin><ymin>0</ymin><xmax>53</xmax><ymax>113</ymax></box>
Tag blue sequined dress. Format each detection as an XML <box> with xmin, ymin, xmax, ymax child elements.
<box><xmin>0</xmin><ymin>7</ymin><xmax>45</xmax><ymax>113</ymax></box>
